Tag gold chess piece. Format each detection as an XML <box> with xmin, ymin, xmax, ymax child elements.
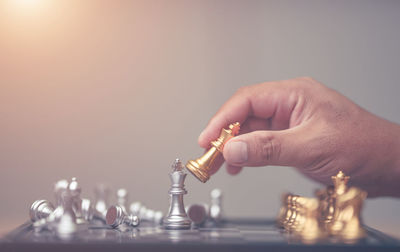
<box><xmin>327</xmin><ymin>171</ymin><xmax>367</xmax><ymax>243</ymax></box>
<box><xmin>284</xmin><ymin>195</ymin><xmax>299</xmax><ymax>231</ymax></box>
<box><xmin>277</xmin><ymin>193</ymin><xmax>291</xmax><ymax>228</ymax></box>
<box><xmin>277</xmin><ymin>170</ymin><xmax>367</xmax><ymax>244</ymax></box>
<box><xmin>332</xmin><ymin>171</ymin><xmax>349</xmax><ymax>195</ymax></box>
<box><xmin>186</xmin><ymin>122</ymin><xmax>240</xmax><ymax>183</ymax></box>
<box><xmin>281</xmin><ymin>195</ymin><xmax>325</xmax><ymax>244</ymax></box>
<box><xmin>315</xmin><ymin>185</ymin><xmax>335</xmax><ymax>226</ymax></box>
<box><xmin>282</xmin><ymin>194</ymin><xmax>296</xmax><ymax>228</ymax></box>
<box><xmin>293</xmin><ymin>197</ymin><xmax>325</xmax><ymax>244</ymax></box>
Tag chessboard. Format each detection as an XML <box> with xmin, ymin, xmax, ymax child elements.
<box><xmin>2</xmin><ymin>162</ymin><xmax>400</xmax><ymax>252</ymax></box>
<box><xmin>2</xmin><ymin>218</ymin><xmax>399</xmax><ymax>252</ymax></box>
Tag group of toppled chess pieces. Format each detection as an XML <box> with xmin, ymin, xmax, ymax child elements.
<box><xmin>29</xmin><ymin>159</ymin><xmax>224</xmax><ymax>239</ymax></box>
<box><xmin>277</xmin><ymin>171</ymin><xmax>368</xmax><ymax>244</ymax></box>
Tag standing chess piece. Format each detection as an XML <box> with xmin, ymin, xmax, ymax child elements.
<box><xmin>29</xmin><ymin>200</ymin><xmax>55</xmax><ymax>222</ymax></box>
<box><xmin>129</xmin><ymin>201</ymin><xmax>143</xmax><ymax>216</ymax></box>
<box><xmin>284</xmin><ymin>195</ymin><xmax>299</xmax><ymax>231</ymax></box>
<box><xmin>130</xmin><ymin>202</ymin><xmax>164</xmax><ymax>225</ymax></box>
<box><xmin>144</xmin><ymin>209</ymin><xmax>163</xmax><ymax>224</ymax></box>
<box><xmin>106</xmin><ymin>205</ymin><xmax>139</xmax><ymax>228</ymax></box>
<box><xmin>315</xmin><ymin>185</ymin><xmax>335</xmax><ymax>227</ymax></box>
<box><xmin>54</xmin><ymin>178</ymin><xmax>79</xmax><ymax>238</ymax></box>
<box><xmin>327</xmin><ymin>171</ymin><xmax>367</xmax><ymax>242</ymax></box>
<box><xmin>277</xmin><ymin>193</ymin><xmax>292</xmax><ymax>228</ymax></box>
<box><xmin>282</xmin><ymin>194</ymin><xmax>295</xmax><ymax>228</ymax></box>
<box><xmin>117</xmin><ymin>188</ymin><xmax>129</xmax><ymax>214</ymax></box>
<box><xmin>54</xmin><ymin>179</ymin><xmax>69</xmax><ymax>209</ymax></box>
<box><xmin>287</xmin><ymin>196</ymin><xmax>301</xmax><ymax>232</ymax></box>
<box><xmin>81</xmin><ymin>198</ymin><xmax>94</xmax><ymax>222</ymax></box>
<box><xmin>186</xmin><ymin>122</ymin><xmax>240</xmax><ymax>183</ymax></box>
<box><xmin>130</xmin><ymin>202</ymin><xmax>148</xmax><ymax>221</ymax></box>
<box><xmin>294</xmin><ymin>197</ymin><xmax>325</xmax><ymax>244</ymax></box>
<box><xmin>153</xmin><ymin>211</ymin><xmax>164</xmax><ymax>225</ymax></box>
<box><xmin>50</xmin><ymin>179</ymin><xmax>70</xmax><ymax>223</ymax></box>
<box><xmin>94</xmin><ymin>184</ymin><xmax>111</xmax><ymax>219</ymax></box>
<box><xmin>69</xmin><ymin>177</ymin><xmax>87</xmax><ymax>224</ymax></box>
<box><xmin>163</xmin><ymin>159</ymin><xmax>192</xmax><ymax>229</ymax></box>
<box><xmin>210</xmin><ymin>188</ymin><xmax>223</xmax><ymax>223</ymax></box>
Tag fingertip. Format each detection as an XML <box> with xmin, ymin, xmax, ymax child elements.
<box><xmin>226</xmin><ymin>164</ymin><xmax>243</xmax><ymax>175</ymax></box>
<box><xmin>223</xmin><ymin>138</ymin><xmax>248</xmax><ymax>165</ymax></box>
<box><xmin>198</xmin><ymin>120</ymin><xmax>223</xmax><ymax>148</ymax></box>
<box><xmin>197</xmin><ymin>130</ymin><xmax>209</xmax><ymax>148</ymax></box>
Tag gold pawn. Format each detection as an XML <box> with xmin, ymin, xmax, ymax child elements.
<box><xmin>277</xmin><ymin>193</ymin><xmax>291</xmax><ymax>228</ymax></box>
<box><xmin>294</xmin><ymin>197</ymin><xmax>324</xmax><ymax>244</ymax></box>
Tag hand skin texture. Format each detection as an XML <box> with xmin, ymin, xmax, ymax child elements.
<box><xmin>198</xmin><ymin>77</ymin><xmax>400</xmax><ymax>198</ymax></box>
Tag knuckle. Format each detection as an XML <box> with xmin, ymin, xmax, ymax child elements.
<box><xmin>296</xmin><ymin>76</ymin><xmax>320</xmax><ymax>88</ymax></box>
<box><xmin>297</xmin><ymin>76</ymin><xmax>315</xmax><ymax>82</ymax></box>
<box><xmin>254</xmin><ymin>133</ymin><xmax>281</xmax><ymax>164</ymax></box>
<box><xmin>236</xmin><ymin>85</ymin><xmax>251</xmax><ymax>96</ymax></box>
<box><xmin>237</xmin><ymin>82</ymin><xmax>263</xmax><ymax>95</ymax></box>
<box><xmin>290</xmin><ymin>76</ymin><xmax>323</xmax><ymax>99</ymax></box>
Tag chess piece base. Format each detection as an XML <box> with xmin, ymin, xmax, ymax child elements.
<box><xmin>106</xmin><ymin>205</ymin><xmax>123</xmax><ymax>228</ymax></box>
<box><xmin>163</xmin><ymin>216</ymin><xmax>192</xmax><ymax>230</ymax></box>
<box><xmin>186</xmin><ymin>160</ymin><xmax>209</xmax><ymax>183</ymax></box>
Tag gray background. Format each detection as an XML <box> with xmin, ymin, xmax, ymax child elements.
<box><xmin>0</xmin><ymin>0</ymin><xmax>399</xmax><ymax>237</ymax></box>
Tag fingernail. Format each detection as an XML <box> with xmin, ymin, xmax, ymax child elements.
<box><xmin>226</xmin><ymin>141</ymin><xmax>248</xmax><ymax>164</ymax></box>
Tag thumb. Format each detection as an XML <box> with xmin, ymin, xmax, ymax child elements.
<box><xmin>222</xmin><ymin>128</ymin><xmax>307</xmax><ymax>167</ymax></box>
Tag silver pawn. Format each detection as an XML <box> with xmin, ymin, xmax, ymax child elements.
<box><xmin>154</xmin><ymin>211</ymin><xmax>164</xmax><ymax>225</ymax></box>
<box><xmin>54</xmin><ymin>179</ymin><xmax>69</xmax><ymax>207</ymax></box>
<box><xmin>50</xmin><ymin>179</ymin><xmax>70</xmax><ymax>222</ymax></box>
<box><xmin>143</xmin><ymin>209</ymin><xmax>164</xmax><ymax>224</ymax></box>
<box><xmin>55</xmin><ymin>178</ymin><xmax>79</xmax><ymax>238</ymax></box>
<box><xmin>143</xmin><ymin>208</ymin><xmax>155</xmax><ymax>222</ymax></box>
<box><xmin>162</xmin><ymin>158</ymin><xmax>191</xmax><ymax>229</ymax></box>
<box><xmin>30</xmin><ymin>200</ymin><xmax>55</xmax><ymax>222</ymax></box>
<box><xmin>130</xmin><ymin>202</ymin><xmax>163</xmax><ymax>225</ymax></box>
<box><xmin>94</xmin><ymin>184</ymin><xmax>111</xmax><ymax>219</ymax></box>
<box><xmin>210</xmin><ymin>188</ymin><xmax>223</xmax><ymax>223</ymax></box>
<box><xmin>117</xmin><ymin>188</ymin><xmax>129</xmax><ymax>214</ymax></box>
<box><xmin>129</xmin><ymin>201</ymin><xmax>143</xmax><ymax>216</ymax></box>
<box><xmin>81</xmin><ymin>198</ymin><xmax>94</xmax><ymax>222</ymax></box>
<box><xmin>106</xmin><ymin>205</ymin><xmax>139</xmax><ymax>228</ymax></box>
<box><xmin>69</xmin><ymin>177</ymin><xmax>86</xmax><ymax>224</ymax></box>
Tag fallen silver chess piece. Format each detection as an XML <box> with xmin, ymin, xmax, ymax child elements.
<box><xmin>186</xmin><ymin>188</ymin><xmax>224</xmax><ymax>226</ymax></box>
<box><xmin>106</xmin><ymin>205</ymin><xmax>139</xmax><ymax>228</ymax></box>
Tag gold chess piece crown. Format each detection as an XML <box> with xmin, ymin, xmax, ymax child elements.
<box><xmin>332</xmin><ymin>170</ymin><xmax>350</xmax><ymax>195</ymax></box>
<box><xmin>186</xmin><ymin>122</ymin><xmax>240</xmax><ymax>183</ymax></box>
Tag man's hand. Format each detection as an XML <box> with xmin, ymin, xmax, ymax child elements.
<box><xmin>198</xmin><ymin>77</ymin><xmax>400</xmax><ymax>197</ymax></box>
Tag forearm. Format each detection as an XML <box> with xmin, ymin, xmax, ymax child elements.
<box><xmin>377</xmin><ymin>120</ymin><xmax>400</xmax><ymax>197</ymax></box>
<box><xmin>387</xmin><ymin>122</ymin><xmax>400</xmax><ymax>196</ymax></box>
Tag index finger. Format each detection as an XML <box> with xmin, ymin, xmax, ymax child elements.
<box><xmin>197</xmin><ymin>81</ymin><xmax>286</xmax><ymax>148</ymax></box>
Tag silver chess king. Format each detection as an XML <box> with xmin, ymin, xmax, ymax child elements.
<box><xmin>163</xmin><ymin>159</ymin><xmax>192</xmax><ymax>229</ymax></box>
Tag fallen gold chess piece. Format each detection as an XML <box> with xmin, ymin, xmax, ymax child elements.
<box><xmin>277</xmin><ymin>171</ymin><xmax>367</xmax><ymax>244</ymax></box>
